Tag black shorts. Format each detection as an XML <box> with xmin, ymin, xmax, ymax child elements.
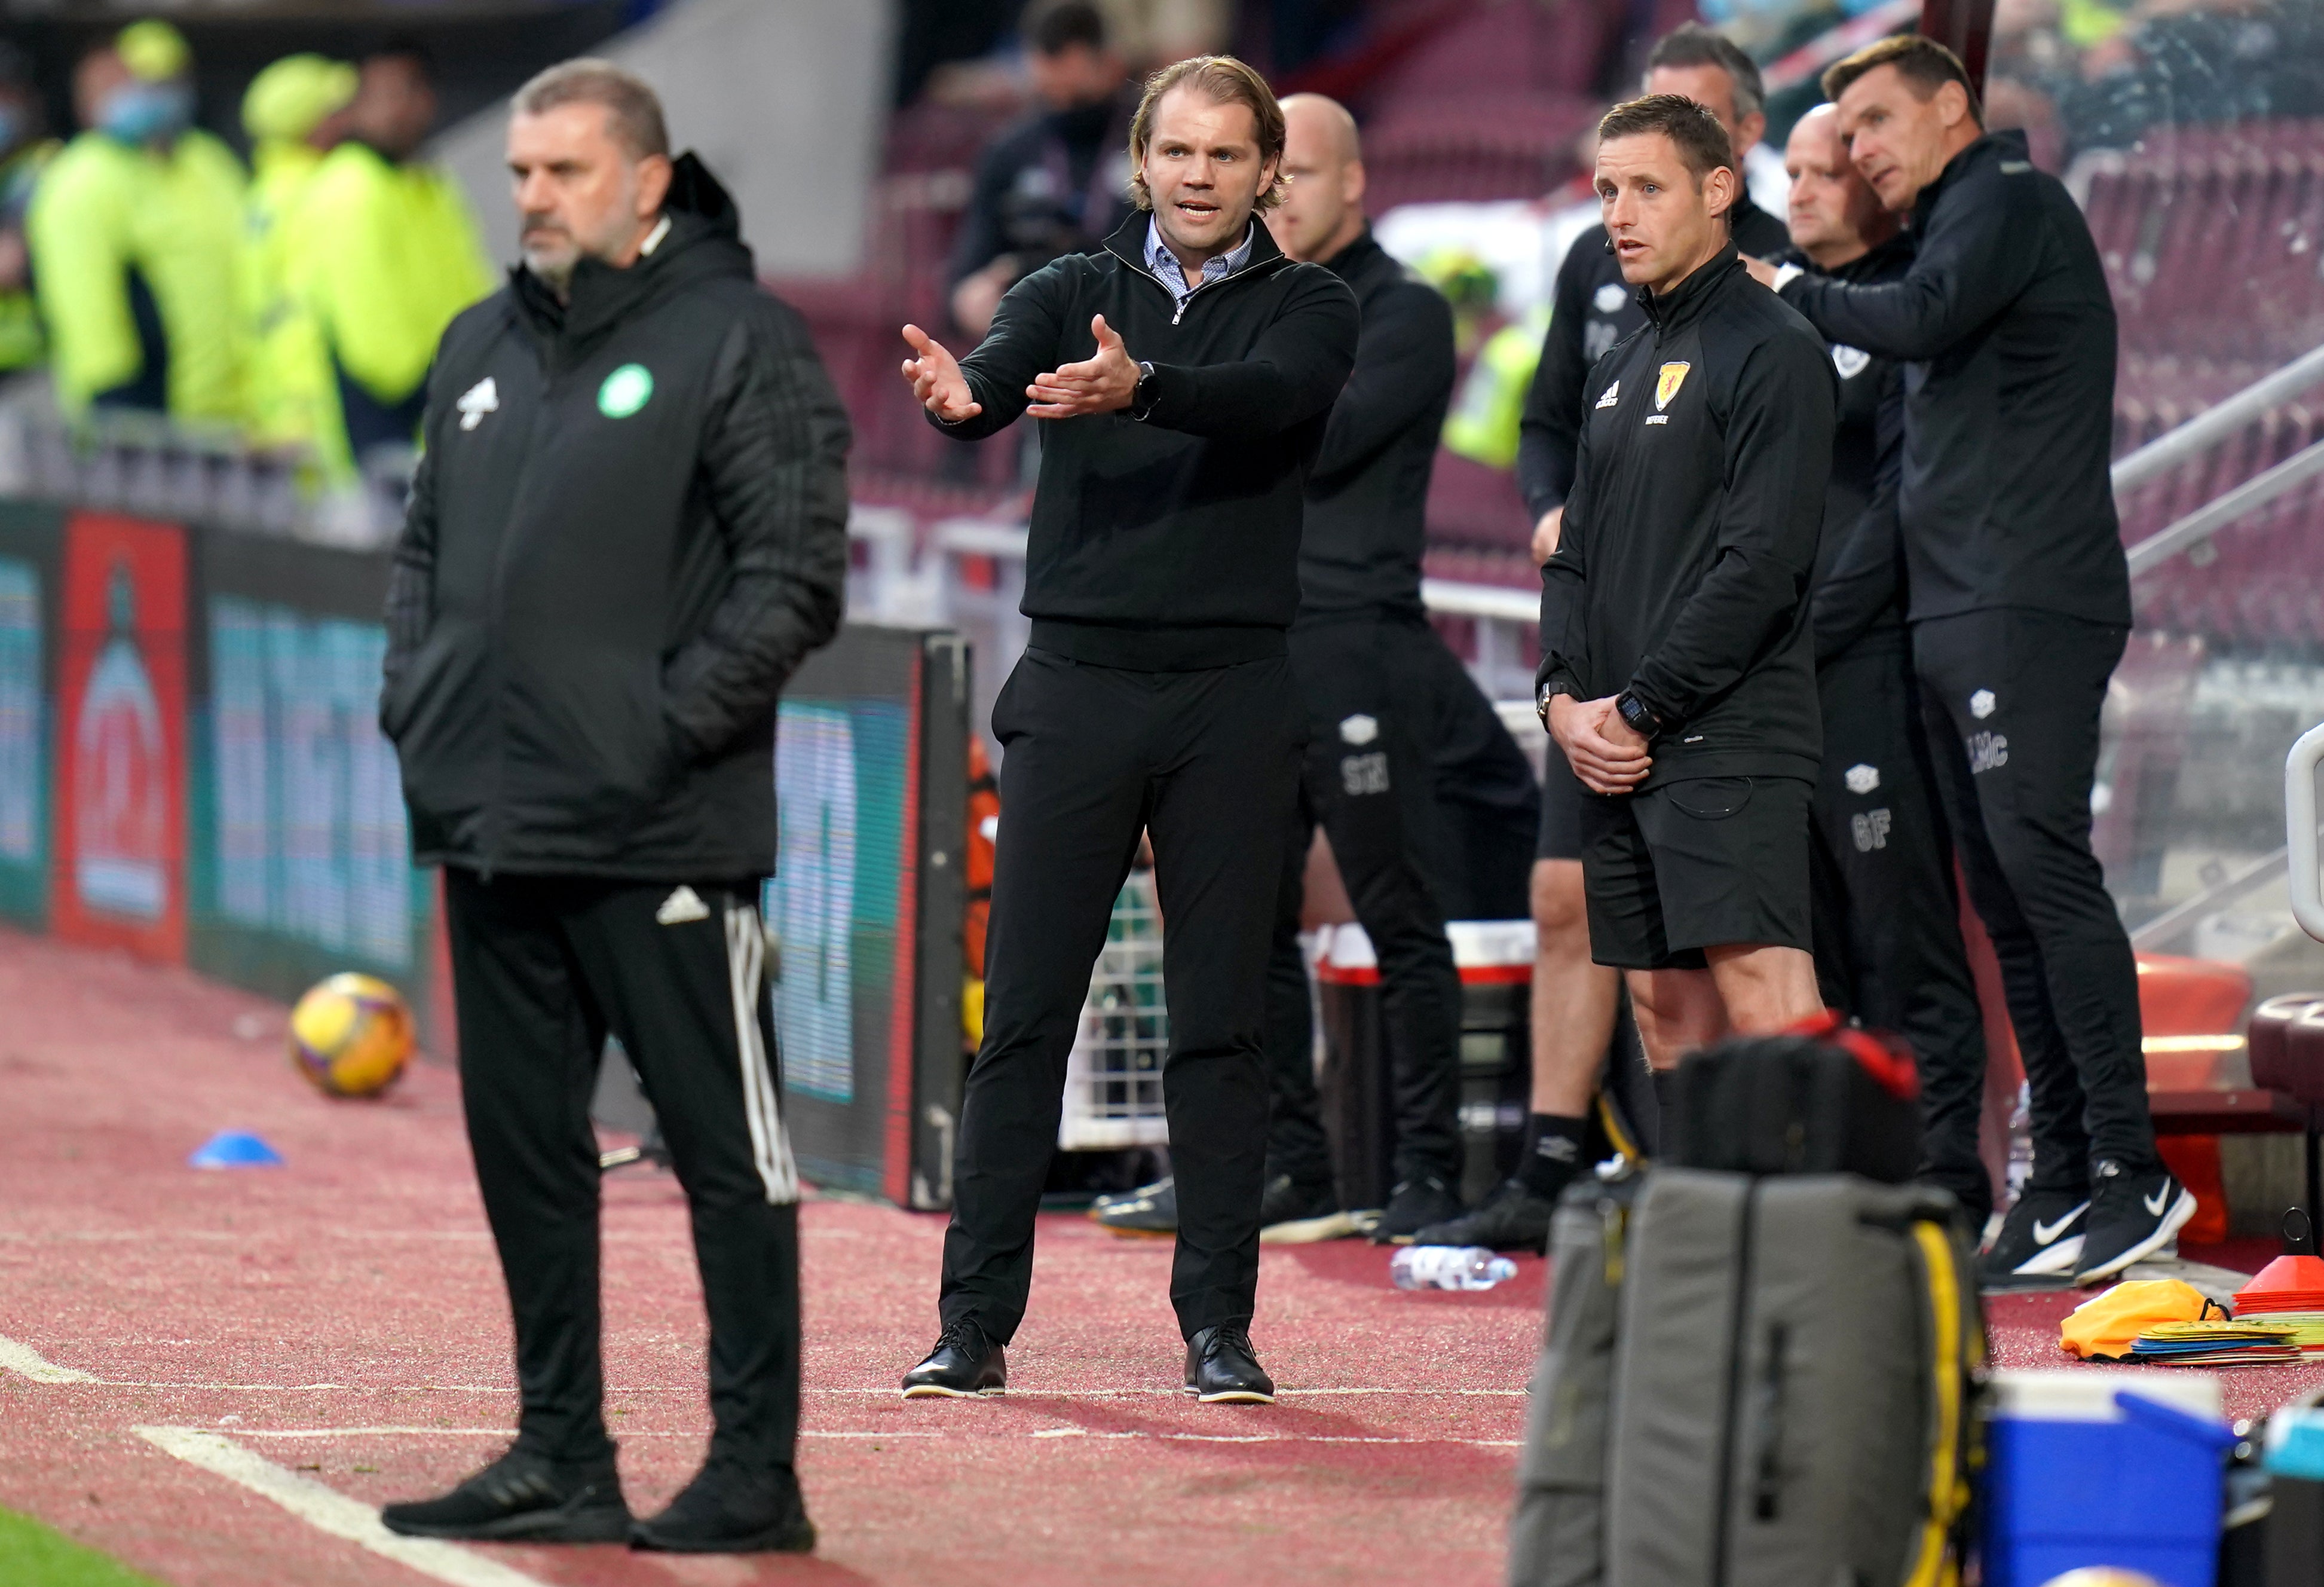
<box><xmin>1578</xmin><ymin>775</ymin><xmax>1814</xmax><ymax>970</ymax></box>
<box><xmin>1536</xmin><ymin>746</ymin><xmax>1586</xmax><ymax>862</ymax></box>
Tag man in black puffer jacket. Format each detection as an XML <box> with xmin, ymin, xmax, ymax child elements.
<box><xmin>376</xmin><ymin>62</ymin><xmax>848</xmax><ymax>1556</ymax></box>
<box><xmin>896</xmin><ymin>56</ymin><xmax>1358</xmax><ymax>1406</ymax></box>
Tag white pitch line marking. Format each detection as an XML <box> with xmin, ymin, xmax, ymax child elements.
<box><xmin>27</xmin><ymin>1376</ymin><xmax>1530</xmax><ymax>1398</ymax></box>
<box><xmin>177</xmin><ymin>1424</ymin><xmax>1516</xmax><ymax>1448</ymax></box>
<box><xmin>0</xmin><ymin>1332</ymin><xmax>94</xmax><ymax>1383</ymax></box>
<box><xmin>134</xmin><ymin>1427</ymin><xmax>552</xmax><ymax>1587</ymax></box>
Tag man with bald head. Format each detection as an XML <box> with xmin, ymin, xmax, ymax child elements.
<box><xmin>1781</xmin><ymin>104</ymin><xmax>1991</xmax><ymax>1233</ymax></box>
<box><xmin>1257</xmin><ymin>94</ymin><xmax>1535</xmax><ymax>1244</ymax></box>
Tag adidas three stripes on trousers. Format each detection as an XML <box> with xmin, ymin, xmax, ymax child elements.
<box><xmin>441</xmin><ymin>868</ymin><xmax>803</xmax><ymax>1470</ymax></box>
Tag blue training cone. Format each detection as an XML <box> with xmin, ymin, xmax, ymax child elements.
<box><xmin>188</xmin><ymin>1130</ymin><xmax>284</xmax><ymax>1169</ymax></box>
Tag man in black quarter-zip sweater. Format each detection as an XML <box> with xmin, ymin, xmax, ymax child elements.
<box><xmin>895</xmin><ymin>56</ymin><xmax>1358</xmax><ymax>1406</ymax></box>
<box><xmin>1537</xmin><ymin>95</ymin><xmax>1833</xmax><ymax>1111</ymax></box>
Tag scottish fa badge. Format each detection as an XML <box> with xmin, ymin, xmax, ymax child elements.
<box><xmin>1655</xmin><ymin>362</ymin><xmax>1691</xmax><ymax>411</ymax></box>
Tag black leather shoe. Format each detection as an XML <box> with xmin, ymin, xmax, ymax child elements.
<box><xmin>1183</xmin><ymin>1325</ymin><xmax>1275</xmax><ymax>1403</ymax></box>
<box><xmin>901</xmin><ymin>1319</ymin><xmax>1006</xmax><ymax>1398</ymax></box>
<box><xmin>629</xmin><ymin>1458</ymin><xmax>813</xmax><ymax>1554</ymax></box>
<box><xmin>381</xmin><ymin>1445</ymin><xmax>630</xmax><ymax>1542</ymax></box>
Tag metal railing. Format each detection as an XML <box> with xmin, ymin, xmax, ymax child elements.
<box><xmin>2291</xmin><ymin>721</ymin><xmax>2324</xmax><ymax>944</ymax></box>
<box><xmin>844</xmin><ymin>514</ymin><xmax>1544</xmax><ymax>712</ymax></box>
<box><xmin>2115</xmin><ymin>343</ymin><xmax>2324</xmax><ymax>579</ymax></box>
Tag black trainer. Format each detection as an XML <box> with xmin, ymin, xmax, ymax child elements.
<box><xmin>1410</xmin><ymin>1177</ymin><xmax>1560</xmax><ymax>1253</ymax></box>
<box><xmin>629</xmin><ymin>1458</ymin><xmax>813</xmax><ymax>1554</ymax></box>
<box><xmin>1370</xmin><ymin>1175</ymin><xmax>1463</xmax><ymax>1244</ymax></box>
<box><xmin>1258</xmin><ymin>1172</ymin><xmax>1355</xmax><ymax>1244</ymax></box>
<box><xmin>380</xmin><ymin>1445</ymin><xmax>630</xmax><ymax>1543</ymax></box>
<box><xmin>1092</xmin><ymin>1176</ymin><xmax>1177</xmax><ymax>1237</ymax></box>
<box><xmin>1977</xmin><ymin>1186</ymin><xmax>2090</xmax><ymax>1285</ymax></box>
<box><xmin>1184</xmin><ymin>1325</ymin><xmax>1275</xmax><ymax>1403</ymax></box>
<box><xmin>901</xmin><ymin>1319</ymin><xmax>1006</xmax><ymax>1398</ymax></box>
<box><xmin>2074</xmin><ymin>1159</ymin><xmax>2198</xmax><ymax>1286</ymax></box>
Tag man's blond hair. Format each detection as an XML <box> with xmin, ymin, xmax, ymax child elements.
<box><xmin>1127</xmin><ymin>55</ymin><xmax>1289</xmax><ymax>213</ymax></box>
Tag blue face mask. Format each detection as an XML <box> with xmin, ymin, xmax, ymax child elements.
<box><xmin>97</xmin><ymin>81</ymin><xmax>193</xmax><ymax>145</ymax></box>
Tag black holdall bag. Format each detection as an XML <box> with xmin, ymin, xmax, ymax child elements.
<box><xmin>1667</xmin><ymin>1011</ymin><xmax>1924</xmax><ymax>1183</ymax></box>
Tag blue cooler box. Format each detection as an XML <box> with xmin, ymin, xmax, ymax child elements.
<box><xmin>1983</xmin><ymin>1370</ymin><xmax>2236</xmax><ymax>1587</ymax></box>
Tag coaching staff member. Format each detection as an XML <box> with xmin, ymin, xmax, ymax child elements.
<box><xmin>1780</xmin><ymin>104</ymin><xmax>1994</xmax><ymax>1228</ymax></box>
<box><xmin>896</xmin><ymin>56</ymin><xmax>1357</xmax><ymax>1403</ymax></box>
<box><xmin>375</xmin><ymin>61</ymin><xmax>848</xmax><ymax>1553</ymax></box>
<box><xmin>1538</xmin><ymin>94</ymin><xmax>1833</xmax><ymax>1112</ymax></box>
<box><xmin>1498</xmin><ymin>22</ymin><xmax>1793</xmax><ymax>1239</ymax></box>
<box><xmin>1750</xmin><ymin>36</ymin><xmax>2190</xmax><ymax>1284</ymax></box>
<box><xmin>1264</xmin><ymin>93</ymin><xmax>1539</xmax><ymax>1243</ymax></box>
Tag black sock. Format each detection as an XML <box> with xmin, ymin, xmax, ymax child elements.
<box><xmin>1518</xmin><ymin>1112</ymin><xmax>1588</xmax><ymax>1198</ymax></box>
<box><xmin>1649</xmin><ymin>1068</ymin><xmax>1679</xmax><ymax>1160</ymax></box>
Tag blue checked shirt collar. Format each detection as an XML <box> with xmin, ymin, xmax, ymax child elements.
<box><xmin>1144</xmin><ymin>216</ymin><xmax>1256</xmax><ymax>308</ymax></box>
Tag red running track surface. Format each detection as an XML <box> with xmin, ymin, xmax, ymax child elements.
<box><xmin>1</xmin><ymin>927</ymin><xmax>2314</xmax><ymax>1586</ymax></box>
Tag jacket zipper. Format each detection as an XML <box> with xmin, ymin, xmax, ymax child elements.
<box><xmin>1103</xmin><ymin>240</ymin><xmax>1291</xmax><ymax>326</ymax></box>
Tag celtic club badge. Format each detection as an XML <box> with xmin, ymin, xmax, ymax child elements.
<box><xmin>598</xmin><ymin>363</ymin><xmax>654</xmax><ymax>418</ymax></box>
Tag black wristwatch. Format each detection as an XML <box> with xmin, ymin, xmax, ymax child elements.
<box><xmin>1128</xmin><ymin>359</ymin><xmax>1159</xmax><ymax>421</ymax></box>
<box><xmin>1613</xmin><ymin>689</ymin><xmax>1664</xmax><ymax>743</ymax></box>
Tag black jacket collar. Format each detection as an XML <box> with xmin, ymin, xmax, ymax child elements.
<box><xmin>1639</xmin><ymin>243</ymin><xmax>1743</xmax><ymax>332</ymax></box>
<box><xmin>1778</xmin><ymin>227</ymin><xmax>1915</xmax><ymax>284</ymax></box>
<box><xmin>1101</xmin><ymin>206</ymin><xmax>1288</xmax><ymax>282</ymax></box>
<box><xmin>511</xmin><ymin>151</ymin><xmax>754</xmax><ymax>352</ymax></box>
<box><xmin>1914</xmin><ymin>129</ymin><xmax>2028</xmax><ymax>231</ymax></box>
<box><xmin>1320</xmin><ymin>227</ymin><xmax>1387</xmax><ymax>284</ymax></box>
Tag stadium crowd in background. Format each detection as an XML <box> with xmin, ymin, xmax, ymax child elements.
<box><xmin>4</xmin><ymin>19</ymin><xmax>492</xmax><ymax>487</ymax></box>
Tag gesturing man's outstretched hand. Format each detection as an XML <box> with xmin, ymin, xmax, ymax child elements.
<box><xmin>1027</xmin><ymin>315</ymin><xmax>1139</xmax><ymax>419</ymax></box>
<box><xmin>901</xmin><ymin>324</ymin><xmax>981</xmax><ymax>422</ymax></box>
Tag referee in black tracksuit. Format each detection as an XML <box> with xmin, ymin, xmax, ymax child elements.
<box><xmin>1763</xmin><ymin>36</ymin><xmax>2190</xmax><ymax>1285</ymax></box>
<box><xmin>896</xmin><ymin>57</ymin><xmax>1358</xmax><ymax>1405</ymax></box>
<box><xmin>1515</xmin><ymin>185</ymin><xmax>1787</xmax><ymax>873</ymax></box>
<box><xmin>377</xmin><ymin>63</ymin><xmax>847</xmax><ymax>1557</ymax></box>
<box><xmin>1504</xmin><ymin>27</ymin><xmax>1793</xmax><ymax>1201</ymax></box>
<box><xmin>1539</xmin><ymin>94</ymin><xmax>1835</xmax><ymax>1075</ymax></box>
<box><xmin>1777</xmin><ymin>105</ymin><xmax>1992</xmax><ymax>1226</ymax></box>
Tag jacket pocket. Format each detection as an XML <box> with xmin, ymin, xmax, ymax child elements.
<box><xmin>1666</xmin><ymin>776</ymin><xmax>1755</xmax><ymax>821</ymax></box>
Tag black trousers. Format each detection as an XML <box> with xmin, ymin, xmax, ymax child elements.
<box><xmin>1809</xmin><ymin>633</ymin><xmax>1993</xmax><ymax>1222</ymax></box>
<box><xmin>1913</xmin><ymin>608</ymin><xmax>2155</xmax><ymax>1187</ymax></box>
<box><xmin>1262</xmin><ymin>616</ymin><xmax>1524</xmax><ymax>1190</ymax></box>
<box><xmin>442</xmin><ymin>869</ymin><xmax>801</xmax><ymax>1469</ymax></box>
<box><xmin>942</xmin><ymin>647</ymin><xmax>1301</xmax><ymax>1342</ymax></box>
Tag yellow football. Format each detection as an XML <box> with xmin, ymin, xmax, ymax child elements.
<box><xmin>289</xmin><ymin>973</ymin><xmax>414</xmax><ymax>1098</ymax></box>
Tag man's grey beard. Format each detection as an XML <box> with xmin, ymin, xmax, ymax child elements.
<box><xmin>523</xmin><ymin>247</ymin><xmax>577</xmax><ymax>299</ymax></box>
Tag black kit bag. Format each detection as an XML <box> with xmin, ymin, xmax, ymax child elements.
<box><xmin>1667</xmin><ymin>1013</ymin><xmax>1924</xmax><ymax>1184</ymax></box>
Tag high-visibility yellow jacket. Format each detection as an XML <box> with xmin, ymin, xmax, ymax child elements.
<box><xmin>27</xmin><ymin>127</ymin><xmax>248</xmax><ymax>422</ymax></box>
<box><xmin>0</xmin><ymin>139</ymin><xmax>59</xmax><ymax>375</ymax></box>
<box><xmin>243</xmin><ymin>138</ymin><xmax>337</xmax><ymax>454</ymax></box>
<box><xmin>284</xmin><ymin>140</ymin><xmax>491</xmax><ymax>464</ymax></box>
<box><xmin>1441</xmin><ymin>306</ymin><xmax>1548</xmax><ymax>470</ymax></box>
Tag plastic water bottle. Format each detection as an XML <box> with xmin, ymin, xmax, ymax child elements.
<box><xmin>1390</xmin><ymin>1245</ymin><xmax>1518</xmax><ymax>1292</ymax></box>
<box><xmin>2005</xmin><ymin>1080</ymin><xmax>2034</xmax><ymax>1204</ymax></box>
